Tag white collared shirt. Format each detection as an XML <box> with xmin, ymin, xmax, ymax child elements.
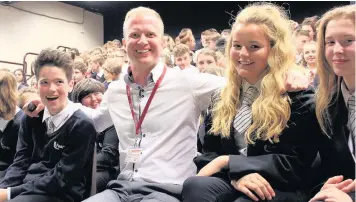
<box><xmin>174</xmin><ymin>65</ymin><xmax>200</xmax><ymax>74</ymax></box>
<box><xmin>0</xmin><ymin>107</ymin><xmax>21</xmax><ymax>133</ymax></box>
<box><xmin>181</xmin><ymin>65</ymin><xmax>200</xmax><ymax>74</ymax></box>
<box><xmin>81</xmin><ymin>61</ymin><xmax>226</xmax><ymax>185</ymax></box>
<box><xmin>96</xmin><ymin>69</ymin><xmax>104</xmax><ymax>78</ymax></box>
<box><xmin>242</xmin><ymin>78</ymin><xmax>262</xmax><ymax>94</ymax></box>
<box><xmin>42</xmin><ymin>100</ymin><xmax>81</xmax><ymax>134</ymax></box>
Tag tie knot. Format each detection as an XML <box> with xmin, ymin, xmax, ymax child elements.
<box><xmin>348</xmin><ymin>94</ymin><xmax>355</xmax><ymax>111</ymax></box>
<box><xmin>243</xmin><ymin>86</ymin><xmax>259</xmax><ymax>105</ymax></box>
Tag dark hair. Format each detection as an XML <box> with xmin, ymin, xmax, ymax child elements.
<box><xmin>33</xmin><ymin>48</ymin><xmax>74</xmax><ymax>81</ymax></box>
<box><xmin>73</xmin><ymin>61</ymin><xmax>87</xmax><ymax>74</ymax></box>
<box><xmin>13</xmin><ymin>68</ymin><xmax>25</xmax><ymax>83</ymax></box>
<box><xmin>71</xmin><ymin>78</ymin><xmax>105</xmax><ymax>103</ymax></box>
<box><xmin>71</xmin><ymin>48</ymin><xmax>80</xmax><ymax>56</ymax></box>
<box><xmin>215</xmin><ymin>37</ymin><xmax>227</xmax><ymax>54</ymax></box>
<box><xmin>221</xmin><ymin>29</ymin><xmax>231</xmax><ymax>34</ymax></box>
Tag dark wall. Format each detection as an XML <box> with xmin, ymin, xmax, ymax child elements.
<box><xmin>103</xmin><ymin>1</ymin><xmax>350</xmax><ymax>43</ymax></box>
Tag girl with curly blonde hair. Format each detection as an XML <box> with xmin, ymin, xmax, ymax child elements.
<box><xmin>182</xmin><ymin>3</ymin><xmax>321</xmax><ymax>202</ymax></box>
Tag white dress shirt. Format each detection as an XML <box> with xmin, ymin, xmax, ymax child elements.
<box><xmin>81</xmin><ymin>61</ymin><xmax>226</xmax><ymax>185</ymax></box>
<box><xmin>42</xmin><ymin>100</ymin><xmax>81</xmax><ymax>134</ymax></box>
<box><xmin>0</xmin><ymin>107</ymin><xmax>20</xmax><ymax>133</ymax></box>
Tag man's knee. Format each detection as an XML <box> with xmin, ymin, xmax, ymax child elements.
<box><xmin>183</xmin><ymin>176</ymin><xmax>210</xmax><ymax>192</ymax></box>
<box><xmin>141</xmin><ymin>192</ymin><xmax>180</xmax><ymax>202</ymax></box>
<box><xmin>82</xmin><ymin>189</ymin><xmax>121</xmax><ymax>202</ymax></box>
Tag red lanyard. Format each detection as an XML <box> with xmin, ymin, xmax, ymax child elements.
<box><xmin>126</xmin><ymin>66</ymin><xmax>167</xmax><ymax>136</ymax></box>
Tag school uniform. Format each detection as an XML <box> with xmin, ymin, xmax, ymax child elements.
<box><xmin>91</xmin><ymin>70</ymin><xmax>105</xmax><ymax>83</ymax></box>
<box><xmin>182</xmin><ymin>81</ymin><xmax>322</xmax><ymax>202</ymax></box>
<box><xmin>96</xmin><ymin>125</ymin><xmax>120</xmax><ymax>193</ymax></box>
<box><xmin>0</xmin><ymin>108</ymin><xmax>24</xmax><ymax>178</ymax></box>
<box><xmin>17</xmin><ymin>82</ymin><xmax>28</xmax><ymax>91</ymax></box>
<box><xmin>0</xmin><ymin>101</ymin><xmax>96</xmax><ymax>202</ymax></box>
<box><xmin>310</xmin><ymin>81</ymin><xmax>355</xmax><ymax>200</ymax></box>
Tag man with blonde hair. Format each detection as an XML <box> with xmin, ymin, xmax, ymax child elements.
<box><xmin>79</xmin><ymin>6</ymin><xmax>226</xmax><ymax>202</ymax></box>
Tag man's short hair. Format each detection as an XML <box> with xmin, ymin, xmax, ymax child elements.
<box><xmin>18</xmin><ymin>87</ymin><xmax>38</xmax><ymax>109</ymax></box>
<box><xmin>206</xmin><ymin>32</ymin><xmax>221</xmax><ymax>42</ymax></box>
<box><xmin>215</xmin><ymin>37</ymin><xmax>227</xmax><ymax>54</ymax></box>
<box><xmin>33</xmin><ymin>48</ymin><xmax>74</xmax><ymax>81</ymax></box>
<box><xmin>73</xmin><ymin>61</ymin><xmax>87</xmax><ymax>74</ymax></box>
<box><xmin>221</xmin><ymin>29</ymin><xmax>231</xmax><ymax>34</ymax></box>
<box><xmin>294</xmin><ymin>29</ymin><xmax>310</xmax><ymax>38</ymax></box>
<box><xmin>172</xmin><ymin>44</ymin><xmax>191</xmax><ymax>58</ymax></box>
<box><xmin>123</xmin><ymin>7</ymin><xmax>164</xmax><ymax>39</ymax></box>
<box><xmin>90</xmin><ymin>55</ymin><xmax>105</xmax><ymax>66</ymax></box>
<box><xmin>103</xmin><ymin>58</ymin><xmax>123</xmax><ymax>75</ymax></box>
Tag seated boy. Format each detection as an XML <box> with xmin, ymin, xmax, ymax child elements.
<box><xmin>102</xmin><ymin>58</ymin><xmax>123</xmax><ymax>90</ymax></box>
<box><xmin>0</xmin><ymin>49</ymin><xmax>96</xmax><ymax>202</ymax></box>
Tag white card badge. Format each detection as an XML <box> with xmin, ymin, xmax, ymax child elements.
<box><xmin>125</xmin><ymin>148</ymin><xmax>142</xmax><ymax>164</ymax></box>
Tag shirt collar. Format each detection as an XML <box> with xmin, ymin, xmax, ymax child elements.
<box><xmin>124</xmin><ymin>61</ymin><xmax>165</xmax><ymax>86</ymax></box>
<box><xmin>15</xmin><ymin>106</ymin><xmax>20</xmax><ymax>114</ymax></box>
<box><xmin>0</xmin><ymin>119</ymin><xmax>9</xmax><ymax>133</ymax></box>
<box><xmin>242</xmin><ymin>67</ymin><xmax>270</xmax><ymax>93</ymax></box>
<box><xmin>97</xmin><ymin>69</ymin><xmax>104</xmax><ymax>77</ymax></box>
<box><xmin>0</xmin><ymin>107</ymin><xmax>21</xmax><ymax>132</ymax></box>
<box><xmin>242</xmin><ymin>78</ymin><xmax>262</xmax><ymax>94</ymax></box>
<box><xmin>42</xmin><ymin>100</ymin><xmax>75</xmax><ymax>128</ymax></box>
<box><xmin>341</xmin><ymin>80</ymin><xmax>354</xmax><ymax>108</ymax></box>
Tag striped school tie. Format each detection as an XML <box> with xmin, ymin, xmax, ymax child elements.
<box><xmin>46</xmin><ymin>118</ymin><xmax>56</xmax><ymax>134</ymax></box>
<box><xmin>348</xmin><ymin>94</ymin><xmax>355</xmax><ymax>156</ymax></box>
<box><xmin>233</xmin><ymin>86</ymin><xmax>259</xmax><ymax>134</ymax></box>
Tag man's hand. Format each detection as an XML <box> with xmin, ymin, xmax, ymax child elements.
<box><xmin>231</xmin><ymin>173</ymin><xmax>275</xmax><ymax>201</ymax></box>
<box><xmin>196</xmin><ymin>155</ymin><xmax>229</xmax><ymax>177</ymax></box>
<box><xmin>309</xmin><ymin>187</ymin><xmax>353</xmax><ymax>202</ymax></box>
<box><xmin>23</xmin><ymin>99</ymin><xmax>44</xmax><ymax>117</ymax></box>
<box><xmin>321</xmin><ymin>176</ymin><xmax>354</xmax><ymax>192</ymax></box>
<box><xmin>0</xmin><ymin>189</ymin><xmax>8</xmax><ymax>202</ymax></box>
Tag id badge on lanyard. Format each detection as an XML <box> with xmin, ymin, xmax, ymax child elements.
<box><xmin>124</xmin><ymin>66</ymin><xmax>167</xmax><ymax>164</ymax></box>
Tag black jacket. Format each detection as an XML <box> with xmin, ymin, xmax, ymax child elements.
<box><xmin>96</xmin><ymin>125</ymin><xmax>120</xmax><ymax>179</ymax></box>
<box><xmin>0</xmin><ymin>110</ymin><xmax>96</xmax><ymax>202</ymax></box>
<box><xmin>310</xmin><ymin>89</ymin><xmax>355</xmax><ymax>196</ymax></box>
<box><xmin>0</xmin><ymin>110</ymin><xmax>24</xmax><ymax>176</ymax></box>
<box><xmin>195</xmin><ymin>88</ymin><xmax>322</xmax><ymax>192</ymax></box>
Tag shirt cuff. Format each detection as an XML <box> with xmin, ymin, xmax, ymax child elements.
<box><xmin>6</xmin><ymin>187</ymin><xmax>11</xmax><ymax>200</ymax></box>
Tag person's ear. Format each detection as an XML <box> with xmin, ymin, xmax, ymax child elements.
<box><xmin>122</xmin><ymin>38</ymin><xmax>126</xmax><ymax>48</ymax></box>
<box><xmin>68</xmin><ymin>79</ymin><xmax>74</xmax><ymax>93</ymax></box>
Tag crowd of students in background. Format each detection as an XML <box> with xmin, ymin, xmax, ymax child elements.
<box><xmin>0</xmin><ymin>2</ymin><xmax>354</xmax><ymax>202</ymax></box>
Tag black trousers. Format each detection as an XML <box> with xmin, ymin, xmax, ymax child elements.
<box><xmin>8</xmin><ymin>195</ymin><xmax>63</xmax><ymax>202</ymax></box>
<box><xmin>182</xmin><ymin>176</ymin><xmax>308</xmax><ymax>202</ymax></box>
<box><xmin>96</xmin><ymin>171</ymin><xmax>111</xmax><ymax>193</ymax></box>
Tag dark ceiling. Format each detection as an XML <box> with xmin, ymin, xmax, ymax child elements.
<box><xmin>63</xmin><ymin>1</ymin><xmax>351</xmax><ymax>42</ymax></box>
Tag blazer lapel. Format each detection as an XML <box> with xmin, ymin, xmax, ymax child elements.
<box><xmin>329</xmin><ymin>92</ymin><xmax>355</xmax><ymax>165</ymax></box>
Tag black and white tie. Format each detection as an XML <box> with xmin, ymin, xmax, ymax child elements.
<box><xmin>348</xmin><ymin>93</ymin><xmax>355</xmax><ymax>156</ymax></box>
<box><xmin>46</xmin><ymin>118</ymin><xmax>56</xmax><ymax>134</ymax></box>
<box><xmin>233</xmin><ymin>86</ymin><xmax>259</xmax><ymax>134</ymax></box>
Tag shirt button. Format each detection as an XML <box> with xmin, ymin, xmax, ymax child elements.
<box><xmin>135</xmin><ymin>169</ymin><xmax>138</xmax><ymax>172</ymax></box>
<box><xmin>142</xmin><ymin>134</ymin><xmax>146</xmax><ymax>137</ymax></box>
